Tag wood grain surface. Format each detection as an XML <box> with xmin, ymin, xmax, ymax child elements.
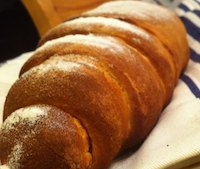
<box><xmin>22</xmin><ymin>0</ymin><xmax>110</xmax><ymax>36</ymax></box>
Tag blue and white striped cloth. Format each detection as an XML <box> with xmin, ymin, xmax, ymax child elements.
<box><xmin>177</xmin><ymin>0</ymin><xmax>200</xmax><ymax>99</ymax></box>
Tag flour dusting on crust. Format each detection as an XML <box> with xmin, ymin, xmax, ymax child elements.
<box><xmin>7</xmin><ymin>143</ymin><xmax>23</xmax><ymax>169</ymax></box>
<box><xmin>38</xmin><ymin>34</ymin><xmax>127</xmax><ymax>54</ymax></box>
<box><xmin>0</xmin><ymin>165</ymin><xmax>10</xmax><ymax>169</ymax></box>
<box><xmin>2</xmin><ymin>105</ymin><xmax>49</xmax><ymax>131</ymax></box>
<box><xmin>63</xmin><ymin>17</ymin><xmax>150</xmax><ymax>40</ymax></box>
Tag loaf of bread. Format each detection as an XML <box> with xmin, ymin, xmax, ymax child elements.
<box><xmin>0</xmin><ymin>1</ymin><xmax>189</xmax><ymax>169</ymax></box>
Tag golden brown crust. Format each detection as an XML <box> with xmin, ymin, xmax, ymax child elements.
<box><xmin>38</xmin><ymin>16</ymin><xmax>176</xmax><ymax>103</ymax></box>
<box><xmin>1</xmin><ymin>105</ymin><xmax>92</xmax><ymax>169</ymax></box>
<box><xmin>19</xmin><ymin>35</ymin><xmax>165</xmax><ymax>146</ymax></box>
<box><xmin>4</xmin><ymin>55</ymin><xmax>131</xmax><ymax>168</ymax></box>
<box><xmin>83</xmin><ymin>0</ymin><xmax>189</xmax><ymax>77</ymax></box>
<box><xmin>0</xmin><ymin>1</ymin><xmax>189</xmax><ymax>169</ymax></box>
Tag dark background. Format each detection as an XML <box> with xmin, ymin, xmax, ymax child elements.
<box><xmin>0</xmin><ymin>0</ymin><xmax>39</xmax><ymax>62</ymax></box>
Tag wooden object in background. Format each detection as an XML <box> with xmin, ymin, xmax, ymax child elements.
<box><xmin>22</xmin><ymin>0</ymin><xmax>110</xmax><ymax>37</ymax></box>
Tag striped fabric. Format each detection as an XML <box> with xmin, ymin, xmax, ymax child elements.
<box><xmin>176</xmin><ymin>0</ymin><xmax>200</xmax><ymax>99</ymax></box>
